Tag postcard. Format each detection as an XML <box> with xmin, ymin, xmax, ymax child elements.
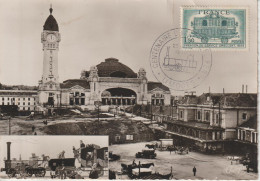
<box><xmin>0</xmin><ymin>0</ymin><xmax>258</xmax><ymax>180</ymax></box>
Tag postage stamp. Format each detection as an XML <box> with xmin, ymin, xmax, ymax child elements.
<box><xmin>149</xmin><ymin>28</ymin><xmax>212</xmax><ymax>91</ymax></box>
<box><xmin>181</xmin><ymin>7</ymin><xmax>247</xmax><ymax>49</ymax></box>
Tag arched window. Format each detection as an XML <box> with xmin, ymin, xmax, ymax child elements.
<box><xmin>222</xmin><ymin>20</ymin><xmax>227</xmax><ymax>26</ymax></box>
<box><xmin>197</xmin><ymin>111</ymin><xmax>201</xmax><ymax>120</ymax></box>
<box><xmin>202</xmin><ymin>20</ymin><xmax>207</xmax><ymax>26</ymax></box>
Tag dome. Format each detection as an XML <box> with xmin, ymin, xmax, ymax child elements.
<box><xmin>96</xmin><ymin>58</ymin><xmax>137</xmax><ymax>78</ymax></box>
<box><xmin>43</xmin><ymin>7</ymin><xmax>59</xmax><ymax>31</ymax></box>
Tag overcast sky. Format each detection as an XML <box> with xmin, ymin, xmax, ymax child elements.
<box><xmin>0</xmin><ymin>136</ymin><xmax>108</xmax><ymax>168</ymax></box>
<box><xmin>0</xmin><ymin>0</ymin><xmax>257</xmax><ymax>95</ymax></box>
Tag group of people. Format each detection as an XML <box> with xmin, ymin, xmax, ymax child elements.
<box><xmin>50</xmin><ymin>163</ymin><xmax>66</xmax><ymax>179</ymax></box>
<box><xmin>43</xmin><ymin>119</ymin><xmax>48</xmax><ymax>125</ymax></box>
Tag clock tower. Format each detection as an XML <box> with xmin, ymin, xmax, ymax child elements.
<box><xmin>39</xmin><ymin>6</ymin><xmax>61</xmax><ymax>107</ymax></box>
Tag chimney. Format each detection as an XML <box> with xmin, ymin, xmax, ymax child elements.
<box><xmin>209</xmin><ymin>86</ymin><xmax>211</xmax><ymax>93</ymax></box>
<box><xmin>246</xmin><ymin>85</ymin><xmax>248</xmax><ymax>93</ymax></box>
<box><xmin>223</xmin><ymin>88</ymin><xmax>225</xmax><ymax>94</ymax></box>
<box><xmin>7</xmin><ymin>142</ymin><xmax>11</xmax><ymax>161</ymax></box>
<box><xmin>242</xmin><ymin>84</ymin><xmax>244</xmax><ymax>93</ymax></box>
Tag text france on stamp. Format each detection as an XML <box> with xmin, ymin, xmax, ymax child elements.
<box><xmin>181</xmin><ymin>7</ymin><xmax>247</xmax><ymax>49</ymax></box>
<box><xmin>150</xmin><ymin>28</ymin><xmax>212</xmax><ymax>91</ymax></box>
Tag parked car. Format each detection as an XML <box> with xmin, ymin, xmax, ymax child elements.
<box><xmin>135</xmin><ymin>149</ymin><xmax>156</xmax><ymax>159</ymax></box>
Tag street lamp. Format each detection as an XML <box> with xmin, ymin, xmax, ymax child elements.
<box><xmin>147</xmin><ymin>101</ymin><xmax>152</xmax><ymax>123</ymax></box>
<box><xmin>94</xmin><ymin>101</ymin><xmax>102</xmax><ymax>127</ymax></box>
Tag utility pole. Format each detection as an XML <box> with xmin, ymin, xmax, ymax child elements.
<box><xmin>150</xmin><ymin>102</ymin><xmax>153</xmax><ymax>121</ymax></box>
<box><xmin>8</xmin><ymin>117</ymin><xmax>11</xmax><ymax>135</ymax></box>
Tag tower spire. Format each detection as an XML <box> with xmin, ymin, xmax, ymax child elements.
<box><xmin>49</xmin><ymin>4</ymin><xmax>53</xmax><ymax>15</ymax></box>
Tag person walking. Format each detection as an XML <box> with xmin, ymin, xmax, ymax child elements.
<box><xmin>32</xmin><ymin>125</ymin><xmax>35</xmax><ymax>132</ymax></box>
<box><xmin>193</xmin><ymin>166</ymin><xmax>197</xmax><ymax>176</ymax></box>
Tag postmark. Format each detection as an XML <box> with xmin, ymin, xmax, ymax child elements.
<box><xmin>181</xmin><ymin>7</ymin><xmax>247</xmax><ymax>49</ymax></box>
<box><xmin>149</xmin><ymin>28</ymin><xmax>212</xmax><ymax>91</ymax></box>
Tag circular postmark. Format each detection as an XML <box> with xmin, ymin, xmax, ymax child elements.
<box><xmin>149</xmin><ymin>28</ymin><xmax>212</xmax><ymax>91</ymax></box>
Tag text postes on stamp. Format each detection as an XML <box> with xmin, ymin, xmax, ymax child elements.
<box><xmin>149</xmin><ymin>28</ymin><xmax>212</xmax><ymax>91</ymax></box>
<box><xmin>181</xmin><ymin>7</ymin><xmax>247</xmax><ymax>49</ymax></box>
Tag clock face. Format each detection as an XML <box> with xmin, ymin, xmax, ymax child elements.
<box><xmin>47</xmin><ymin>34</ymin><xmax>57</xmax><ymax>42</ymax></box>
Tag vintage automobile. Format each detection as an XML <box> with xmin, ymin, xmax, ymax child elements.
<box><xmin>135</xmin><ymin>149</ymin><xmax>157</xmax><ymax>159</ymax></box>
<box><xmin>121</xmin><ymin>161</ymin><xmax>172</xmax><ymax>180</ymax></box>
<box><xmin>109</xmin><ymin>151</ymin><xmax>120</xmax><ymax>162</ymax></box>
<box><xmin>121</xmin><ymin>162</ymin><xmax>154</xmax><ymax>175</ymax></box>
<box><xmin>190</xmin><ymin>13</ymin><xmax>239</xmax><ymax>43</ymax></box>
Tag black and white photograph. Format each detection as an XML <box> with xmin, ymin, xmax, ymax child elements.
<box><xmin>0</xmin><ymin>136</ymin><xmax>109</xmax><ymax>179</ymax></box>
<box><xmin>0</xmin><ymin>0</ymin><xmax>258</xmax><ymax>180</ymax></box>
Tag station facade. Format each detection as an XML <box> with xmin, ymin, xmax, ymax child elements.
<box><xmin>152</xmin><ymin>92</ymin><xmax>257</xmax><ymax>153</ymax></box>
<box><xmin>0</xmin><ymin>7</ymin><xmax>171</xmax><ymax>113</ymax></box>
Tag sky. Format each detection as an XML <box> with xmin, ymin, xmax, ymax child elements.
<box><xmin>0</xmin><ymin>136</ymin><xmax>108</xmax><ymax>168</ymax></box>
<box><xmin>0</xmin><ymin>0</ymin><xmax>257</xmax><ymax>95</ymax></box>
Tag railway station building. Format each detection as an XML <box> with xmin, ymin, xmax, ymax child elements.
<box><xmin>0</xmin><ymin>7</ymin><xmax>171</xmax><ymax>114</ymax></box>
<box><xmin>153</xmin><ymin>92</ymin><xmax>257</xmax><ymax>153</ymax></box>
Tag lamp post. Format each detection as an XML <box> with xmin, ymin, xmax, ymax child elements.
<box><xmin>94</xmin><ymin>101</ymin><xmax>102</xmax><ymax>131</ymax></box>
<box><xmin>147</xmin><ymin>101</ymin><xmax>152</xmax><ymax>123</ymax></box>
<box><xmin>131</xmin><ymin>99</ymin><xmax>134</xmax><ymax>118</ymax></box>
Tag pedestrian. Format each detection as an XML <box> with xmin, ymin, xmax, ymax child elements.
<box><xmin>193</xmin><ymin>166</ymin><xmax>197</xmax><ymax>176</ymax></box>
<box><xmin>80</xmin><ymin>140</ymin><xmax>85</xmax><ymax>148</ymax></box>
<box><xmin>58</xmin><ymin>151</ymin><xmax>65</xmax><ymax>159</ymax></box>
<box><xmin>60</xmin><ymin>163</ymin><xmax>66</xmax><ymax>179</ymax></box>
<box><xmin>247</xmin><ymin>165</ymin><xmax>249</xmax><ymax>173</ymax></box>
<box><xmin>32</xmin><ymin>125</ymin><xmax>35</xmax><ymax>132</ymax></box>
<box><xmin>132</xmin><ymin>159</ymin><xmax>136</xmax><ymax>166</ymax></box>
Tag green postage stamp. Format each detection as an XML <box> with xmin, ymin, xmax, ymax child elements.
<box><xmin>181</xmin><ymin>7</ymin><xmax>247</xmax><ymax>49</ymax></box>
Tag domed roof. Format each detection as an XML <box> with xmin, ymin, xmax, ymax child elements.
<box><xmin>43</xmin><ymin>7</ymin><xmax>59</xmax><ymax>31</ymax></box>
<box><xmin>96</xmin><ymin>58</ymin><xmax>137</xmax><ymax>78</ymax></box>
